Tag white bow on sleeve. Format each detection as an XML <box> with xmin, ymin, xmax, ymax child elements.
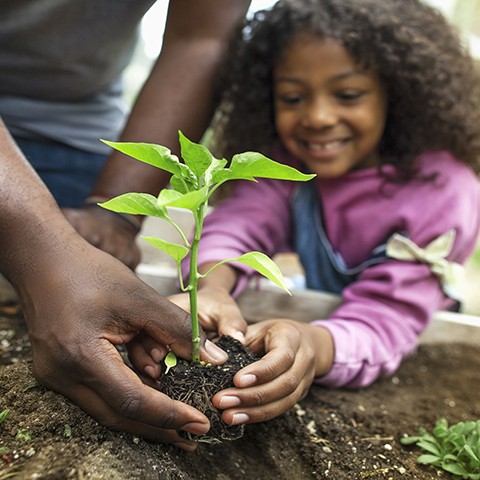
<box><xmin>386</xmin><ymin>229</ymin><xmax>464</xmax><ymax>301</ymax></box>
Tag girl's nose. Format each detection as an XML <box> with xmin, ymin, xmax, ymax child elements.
<box><xmin>302</xmin><ymin>98</ymin><xmax>337</xmax><ymax>129</ymax></box>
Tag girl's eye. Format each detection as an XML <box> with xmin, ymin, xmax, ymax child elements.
<box><xmin>277</xmin><ymin>94</ymin><xmax>303</xmax><ymax>105</ymax></box>
<box><xmin>336</xmin><ymin>91</ymin><xmax>365</xmax><ymax>101</ymax></box>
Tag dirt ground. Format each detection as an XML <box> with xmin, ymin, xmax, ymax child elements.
<box><xmin>1</xmin><ymin>308</ymin><xmax>479</xmax><ymax>480</ymax></box>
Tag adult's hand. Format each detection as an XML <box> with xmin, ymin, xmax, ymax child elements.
<box><xmin>18</xmin><ymin>238</ymin><xmax>228</xmax><ymax>451</ymax></box>
<box><xmin>127</xmin><ymin>287</ymin><xmax>248</xmax><ymax>380</ymax></box>
<box><xmin>63</xmin><ymin>206</ymin><xmax>141</xmax><ymax>270</ymax></box>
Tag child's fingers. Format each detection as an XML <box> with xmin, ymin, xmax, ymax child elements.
<box><xmin>168</xmin><ymin>290</ymin><xmax>247</xmax><ymax>342</ymax></box>
<box><xmin>166</xmin><ymin>293</ymin><xmax>191</xmax><ymax>312</ymax></box>
<box><xmin>214</xmin><ymin>344</ymin><xmax>313</xmax><ymax>410</ymax></box>
<box><xmin>239</xmin><ymin>321</ymin><xmax>303</xmax><ymax>386</ymax></box>
<box><xmin>212</xmin><ymin>321</ymin><xmax>316</xmax><ymax>423</ymax></box>
<box><xmin>213</xmin><ymin>302</ymin><xmax>247</xmax><ymax>342</ymax></box>
<box><xmin>217</xmin><ymin>377</ymin><xmax>311</xmax><ymax>425</ymax></box>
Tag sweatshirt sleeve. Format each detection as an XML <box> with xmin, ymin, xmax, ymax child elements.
<box><xmin>183</xmin><ymin>178</ymin><xmax>295</xmax><ymax>293</ymax></box>
<box><xmin>313</xmin><ymin>261</ymin><xmax>444</xmax><ymax>388</ymax></box>
<box><xmin>314</xmin><ymin>161</ymin><xmax>480</xmax><ymax>389</ymax></box>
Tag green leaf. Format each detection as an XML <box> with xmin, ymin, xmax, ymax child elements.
<box><xmin>416</xmin><ymin>440</ymin><xmax>441</xmax><ymax>456</ymax></box>
<box><xmin>433</xmin><ymin>418</ymin><xmax>449</xmax><ymax>437</ymax></box>
<box><xmin>99</xmin><ymin>193</ymin><xmax>167</xmax><ymax>218</ymax></box>
<box><xmin>204</xmin><ymin>157</ymin><xmax>228</xmax><ymax>185</ymax></box>
<box><xmin>400</xmin><ymin>435</ymin><xmax>422</xmax><ymax>445</ymax></box>
<box><xmin>417</xmin><ymin>454</ymin><xmax>441</xmax><ymax>465</ymax></box>
<box><xmin>0</xmin><ymin>409</ymin><xmax>9</xmax><ymax>424</ymax></box>
<box><xmin>402</xmin><ymin>418</ymin><xmax>480</xmax><ymax>478</ymax></box>
<box><xmin>101</xmin><ymin>139</ymin><xmax>197</xmax><ymax>186</ymax></box>
<box><xmin>157</xmin><ymin>189</ymin><xmax>183</xmax><ymax>203</ymax></box>
<box><xmin>443</xmin><ymin>453</ymin><xmax>461</xmax><ymax>463</ymax></box>
<box><xmin>164</xmin><ymin>351</ymin><xmax>177</xmax><ymax>374</ymax></box>
<box><xmin>157</xmin><ymin>186</ymin><xmax>209</xmax><ymax>211</ymax></box>
<box><xmin>170</xmin><ymin>175</ymin><xmax>189</xmax><ymax>194</ymax></box>
<box><xmin>226</xmin><ymin>251</ymin><xmax>291</xmax><ymax>294</ymax></box>
<box><xmin>142</xmin><ymin>236</ymin><xmax>189</xmax><ymax>263</ymax></box>
<box><xmin>212</xmin><ymin>151</ymin><xmax>316</xmax><ymax>183</ymax></box>
<box><xmin>64</xmin><ymin>424</ymin><xmax>72</xmax><ymax>438</ymax></box>
<box><xmin>464</xmin><ymin>444</ymin><xmax>480</xmax><ymax>463</ymax></box>
<box><xmin>16</xmin><ymin>428</ymin><xmax>32</xmax><ymax>443</ymax></box>
<box><xmin>442</xmin><ymin>463</ymin><xmax>470</xmax><ymax>476</ymax></box>
<box><xmin>178</xmin><ymin>131</ymin><xmax>213</xmax><ymax>179</ymax></box>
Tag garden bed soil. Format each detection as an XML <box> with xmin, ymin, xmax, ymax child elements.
<box><xmin>1</xmin><ymin>307</ymin><xmax>480</xmax><ymax>480</ymax></box>
<box><xmin>160</xmin><ymin>336</ymin><xmax>259</xmax><ymax>444</ymax></box>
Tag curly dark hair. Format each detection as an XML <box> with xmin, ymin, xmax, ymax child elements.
<box><xmin>211</xmin><ymin>0</ymin><xmax>480</xmax><ymax>179</ymax></box>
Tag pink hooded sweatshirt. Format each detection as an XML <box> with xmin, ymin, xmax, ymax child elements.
<box><xmin>189</xmin><ymin>149</ymin><xmax>480</xmax><ymax>388</ymax></box>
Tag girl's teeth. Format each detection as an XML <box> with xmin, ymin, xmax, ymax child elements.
<box><xmin>309</xmin><ymin>140</ymin><xmax>344</xmax><ymax>151</ymax></box>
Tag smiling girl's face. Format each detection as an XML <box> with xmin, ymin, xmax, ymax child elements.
<box><xmin>273</xmin><ymin>34</ymin><xmax>387</xmax><ymax>178</ymax></box>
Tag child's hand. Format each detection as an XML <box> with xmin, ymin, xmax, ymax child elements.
<box><xmin>168</xmin><ymin>287</ymin><xmax>247</xmax><ymax>342</ymax></box>
<box><xmin>212</xmin><ymin>320</ymin><xmax>334</xmax><ymax>425</ymax></box>
<box><xmin>126</xmin><ymin>287</ymin><xmax>247</xmax><ymax>380</ymax></box>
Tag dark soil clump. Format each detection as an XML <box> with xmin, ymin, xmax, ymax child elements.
<box><xmin>160</xmin><ymin>336</ymin><xmax>258</xmax><ymax>444</ymax></box>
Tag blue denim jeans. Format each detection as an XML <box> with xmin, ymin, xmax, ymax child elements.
<box><xmin>15</xmin><ymin>137</ymin><xmax>108</xmax><ymax>208</ymax></box>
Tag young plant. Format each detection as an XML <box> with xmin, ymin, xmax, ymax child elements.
<box><xmin>0</xmin><ymin>409</ymin><xmax>9</xmax><ymax>424</ymax></box>
<box><xmin>99</xmin><ymin>131</ymin><xmax>315</xmax><ymax>362</ymax></box>
<box><xmin>401</xmin><ymin>418</ymin><xmax>480</xmax><ymax>479</ymax></box>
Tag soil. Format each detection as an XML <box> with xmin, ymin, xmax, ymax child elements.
<box><xmin>160</xmin><ymin>336</ymin><xmax>258</xmax><ymax>444</ymax></box>
<box><xmin>1</xmin><ymin>309</ymin><xmax>480</xmax><ymax>480</ymax></box>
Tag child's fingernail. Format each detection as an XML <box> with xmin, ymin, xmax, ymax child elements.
<box><xmin>231</xmin><ymin>331</ymin><xmax>245</xmax><ymax>343</ymax></box>
<box><xmin>231</xmin><ymin>413</ymin><xmax>249</xmax><ymax>425</ymax></box>
<box><xmin>204</xmin><ymin>339</ymin><xmax>228</xmax><ymax>362</ymax></box>
<box><xmin>144</xmin><ymin>365</ymin><xmax>156</xmax><ymax>379</ymax></box>
<box><xmin>151</xmin><ymin>348</ymin><xmax>163</xmax><ymax>363</ymax></box>
<box><xmin>181</xmin><ymin>421</ymin><xmax>209</xmax><ymax>435</ymax></box>
<box><xmin>238</xmin><ymin>374</ymin><xmax>257</xmax><ymax>387</ymax></box>
<box><xmin>218</xmin><ymin>395</ymin><xmax>241</xmax><ymax>409</ymax></box>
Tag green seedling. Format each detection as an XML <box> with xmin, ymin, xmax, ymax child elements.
<box><xmin>64</xmin><ymin>424</ymin><xmax>72</xmax><ymax>438</ymax></box>
<box><xmin>164</xmin><ymin>351</ymin><xmax>177</xmax><ymax>374</ymax></box>
<box><xmin>100</xmin><ymin>131</ymin><xmax>315</xmax><ymax>363</ymax></box>
<box><xmin>15</xmin><ymin>429</ymin><xmax>31</xmax><ymax>443</ymax></box>
<box><xmin>401</xmin><ymin>418</ymin><xmax>480</xmax><ymax>479</ymax></box>
<box><xmin>0</xmin><ymin>409</ymin><xmax>9</xmax><ymax>424</ymax></box>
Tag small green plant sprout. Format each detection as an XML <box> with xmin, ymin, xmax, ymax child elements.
<box><xmin>164</xmin><ymin>351</ymin><xmax>177</xmax><ymax>374</ymax></box>
<box><xmin>99</xmin><ymin>131</ymin><xmax>315</xmax><ymax>363</ymax></box>
<box><xmin>15</xmin><ymin>428</ymin><xmax>31</xmax><ymax>443</ymax></box>
<box><xmin>64</xmin><ymin>424</ymin><xmax>72</xmax><ymax>438</ymax></box>
<box><xmin>401</xmin><ymin>418</ymin><xmax>480</xmax><ymax>479</ymax></box>
<box><xmin>0</xmin><ymin>409</ymin><xmax>9</xmax><ymax>424</ymax></box>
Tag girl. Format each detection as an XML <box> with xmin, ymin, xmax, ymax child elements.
<box><xmin>133</xmin><ymin>0</ymin><xmax>480</xmax><ymax>429</ymax></box>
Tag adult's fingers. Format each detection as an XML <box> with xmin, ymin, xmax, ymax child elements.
<box><xmin>69</xmin><ymin>385</ymin><xmax>189</xmax><ymax>442</ymax></box>
<box><xmin>62</xmin><ymin>207</ymin><xmax>141</xmax><ymax>270</ymax></box>
<box><xmin>64</xmin><ymin>384</ymin><xmax>198</xmax><ymax>451</ymax></box>
<box><xmin>126</xmin><ymin>334</ymin><xmax>167</xmax><ymax>380</ymax></box>
<box><xmin>127</xmin><ymin>292</ymin><xmax>228</xmax><ymax>365</ymax></box>
<box><xmin>70</xmin><ymin>341</ymin><xmax>211</xmax><ymax>434</ymax></box>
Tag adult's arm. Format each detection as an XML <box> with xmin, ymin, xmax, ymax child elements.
<box><xmin>65</xmin><ymin>0</ymin><xmax>251</xmax><ymax>268</ymax></box>
<box><xmin>0</xmin><ymin>121</ymin><xmax>228</xmax><ymax>449</ymax></box>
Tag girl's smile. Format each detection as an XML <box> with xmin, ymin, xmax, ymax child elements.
<box><xmin>273</xmin><ymin>34</ymin><xmax>387</xmax><ymax>178</ymax></box>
